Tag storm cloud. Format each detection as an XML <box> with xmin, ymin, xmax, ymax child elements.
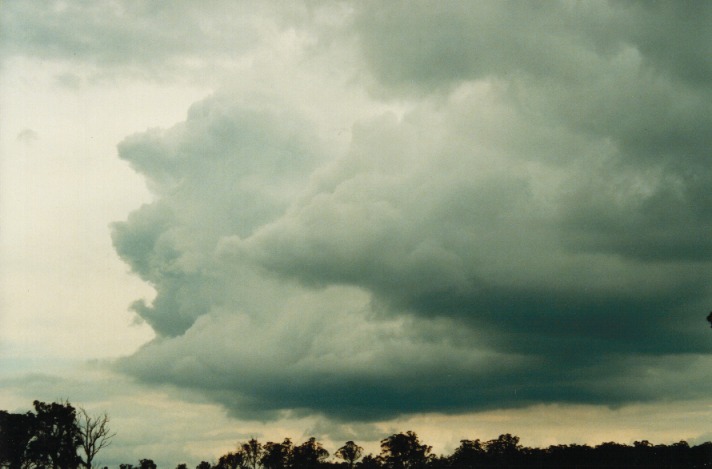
<box><xmin>110</xmin><ymin>1</ymin><xmax>712</xmax><ymax>421</ymax></box>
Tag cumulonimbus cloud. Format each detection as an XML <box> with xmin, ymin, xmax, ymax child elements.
<box><xmin>112</xmin><ymin>1</ymin><xmax>712</xmax><ymax>421</ymax></box>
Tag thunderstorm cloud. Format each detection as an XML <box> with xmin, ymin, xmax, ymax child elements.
<box><xmin>102</xmin><ymin>1</ymin><xmax>712</xmax><ymax>421</ymax></box>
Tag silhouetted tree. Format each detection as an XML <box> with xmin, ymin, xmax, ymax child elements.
<box><xmin>27</xmin><ymin>400</ymin><xmax>82</xmax><ymax>469</ymax></box>
<box><xmin>449</xmin><ymin>439</ymin><xmax>486</xmax><ymax>467</ymax></box>
<box><xmin>7</xmin><ymin>401</ymin><xmax>712</xmax><ymax>469</ymax></box>
<box><xmin>357</xmin><ymin>454</ymin><xmax>381</xmax><ymax>469</ymax></box>
<box><xmin>336</xmin><ymin>441</ymin><xmax>364</xmax><ymax>469</ymax></box>
<box><xmin>139</xmin><ymin>459</ymin><xmax>157</xmax><ymax>469</ymax></box>
<box><xmin>690</xmin><ymin>441</ymin><xmax>712</xmax><ymax>467</ymax></box>
<box><xmin>261</xmin><ymin>438</ymin><xmax>293</xmax><ymax>469</ymax></box>
<box><xmin>540</xmin><ymin>443</ymin><xmax>593</xmax><ymax>467</ymax></box>
<box><xmin>77</xmin><ymin>407</ymin><xmax>115</xmax><ymax>469</ymax></box>
<box><xmin>292</xmin><ymin>437</ymin><xmax>329</xmax><ymax>468</ymax></box>
<box><xmin>215</xmin><ymin>452</ymin><xmax>243</xmax><ymax>469</ymax></box>
<box><xmin>379</xmin><ymin>431</ymin><xmax>432</xmax><ymax>469</ymax></box>
<box><xmin>240</xmin><ymin>439</ymin><xmax>263</xmax><ymax>469</ymax></box>
<box><xmin>595</xmin><ymin>441</ymin><xmax>631</xmax><ymax>467</ymax></box>
<box><xmin>0</xmin><ymin>410</ymin><xmax>36</xmax><ymax>469</ymax></box>
<box><xmin>484</xmin><ymin>433</ymin><xmax>522</xmax><ymax>467</ymax></box>
<box><xmin>175</xmin><ymin>464</ymin><xmax>188</xmax><ymax>469</ymax></box>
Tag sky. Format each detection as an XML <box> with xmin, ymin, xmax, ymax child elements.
<box><xmin>1</xmin><ymin>0</ymin><xmax>712</xmax><ymax>466</ymax></box>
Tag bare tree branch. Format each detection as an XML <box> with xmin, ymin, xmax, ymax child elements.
<box><xmin>77</xmin><ymin>407</ymin><xmax>116</xmax><ymax>469</ymax></box>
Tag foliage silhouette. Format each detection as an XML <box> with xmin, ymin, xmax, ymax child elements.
<box><xmin>0</xmin><ymin>410</ymin><xmax>35</xmax><ymax>469</ymax></box>
<box><xmin>241</xmin><ymin>438</ymin><xmax>263</xmax><ymax>469</ymax></box>
<box><xmin>139</xmin><ymin>459</ymin><xmax>157</xmax><ymax>469</ymax></box>
<box><xmin>335</xmin><ymin>441</ymin><xmax>363</xmax><ymax>469</ymax></box>
<box><xmin>28</xmin><ymin>400</ymin><xmax>82</xmax><ymax>469</ymax></box>
<box><xmin>449</xmin><ymin>438</ymin><xmax>486</xmax><ymax>467</ymax></box>
<box><xmin>0</xmin><ymin>400</ymin><xmax>117</xmax><ymax>469</ymax></box>
<box><xmin>292</xmin><ymin>437</ymin><xmax>329</xmax><ymax>468</ymax></box>
<box><xmin>261</xmin><ymin>438</ymin><xmax>293</xmax><ymax>469</ymax></box>
<box><xmin>357</xmin><ymin>454</ymin><xmax>381</xmax><ymax>469</ymax></box>
<box><xmin>379</xmin><ymin>431</ymin><xmax>433</xmax><ymax>469</ymax></box>
<box><xmin>3</xmin><ymin>400</ymin><xmax>712</xmax><ymax>468</ymax></box>
<box><xmin>214</xmin><ymin>452</ymin><xmax>242</xmax><ymax>469</ymax></box>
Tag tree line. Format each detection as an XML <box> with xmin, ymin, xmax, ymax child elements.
<box><xmin>2</xmin><ymin>401</ymin><xmax>711</xmax><ymax>468</ymax></box>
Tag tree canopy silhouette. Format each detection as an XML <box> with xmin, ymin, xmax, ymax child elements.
<box><xmin>335</xmin><ymin>440</ymin><xmax>363</xmax><ymax>469</ymax></box>
<box><xmin>0</xmin><ymin>401</ymin><xmax>115</xmax><ymax>469</ymax></box>
<box><xmin>292</xmin><ymin>437</ymin><xmax>329</xmax><ymax>468</ymax></box>
<box><xmin>379</xmin><ymin>431</ymin><xmax>433</xmax><ymax>469</ymax></box>
<box><xmin>3</xmin><ymin>400</ymin><xmax>712</xmax><ymax>468</ymax></box>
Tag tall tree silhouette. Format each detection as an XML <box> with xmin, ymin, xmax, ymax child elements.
<box><xmin>292</xmin><ymin>437</ymin><xmax>329</xmax><ymax>468</ymax></box>
<box><xmin>77</xmin><ymin>407</ymin><xmax>115</xmax><ymax>469</ymax></box>
<box><xmin>261</xmin><ymin>438</ymin><xmax>293</xmax><ymax>469</ymax></box>
<box><xmin>449</xmin><ymin>439</ymin><xmax>486</xmax><ymax>467</ymax></box>
<box><xmin>336</xmin><ymin>440</ymin><xmax>363</xmax><ymax>469</ymax></box>
<box><xmin>27</xmin><ymin>400</ymin><xmax>82</xmax><ymax>469</ymax></box>
<box><xmin>484</xmin><ymin>433</ymin><xmax>522</xmax><ymax>466</ymax></box>
<box><xmin>240</xmin><ymin>439</ymin><xmax>263</xmax><ymax>469</ymax></box>
<box><xmin>379</xmin><ymin>431</ymin><xmax>432</xmax><ymax>469</ymax></box>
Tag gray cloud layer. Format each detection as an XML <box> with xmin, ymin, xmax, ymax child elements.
<box><xmin>1</xmin><ymin>0</ymin><xmax>311</xmax><ymax>83</ymax></box>
<box><xmin>87</xmin><ymin>1</ymin><xmax>712</xmax><ymax>420</ymax></box>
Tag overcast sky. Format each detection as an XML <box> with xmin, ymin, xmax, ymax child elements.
<box><xmin>2</xmin><ymin>1</ymin><xmax>712</xmax><ymax>467</ymax></box>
